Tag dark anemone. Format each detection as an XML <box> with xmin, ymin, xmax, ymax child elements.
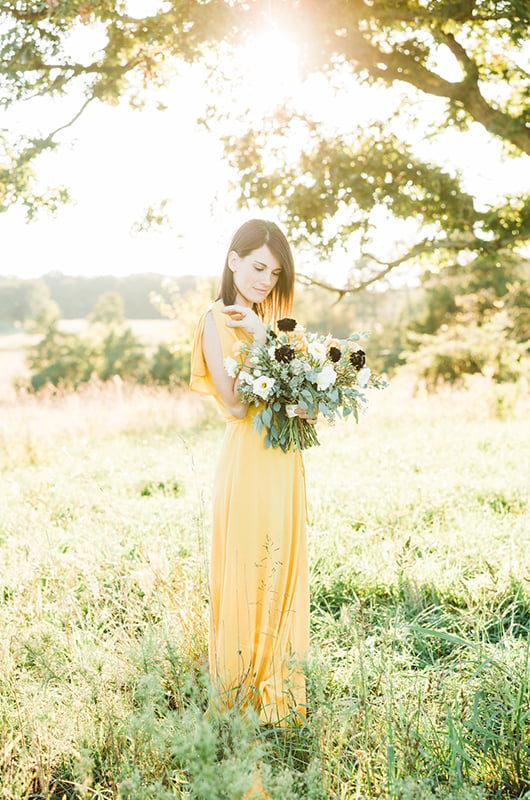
<box><xmin>277</xmin><ymin>317</ymin><xmax>297</xmax><ymax>332</ymax></box>
<box><xmin>349</xmin><ymin>349</ymin><xmax>366</xmax><ymax>370</ymax></box>
<box><xmin>328</xmin><ymin>346</ymin><xmax>341</xmax><ymax>363</ymax></box>
<box><xmin>274</xmin><ymin>345</ymin><xmax>295</xmax><ymax>364</ymax></box>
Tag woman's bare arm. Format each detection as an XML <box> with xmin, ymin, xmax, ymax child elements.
<box><xmin>202</xmin><ymin>311</ymin><xmax>249</xmax><ymax>418</ymax></box>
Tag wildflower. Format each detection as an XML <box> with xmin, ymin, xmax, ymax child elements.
<box><xmin>316</xmin><ymin>363</ymin><xmax>337</xmax><ymax>390</ymax></box>
<box><xmin>349</xmin><ymin>349</ymin><xmax>366</xmax><ymax>370</ymax></box>
<box><xmin>275</xmin><ymin>345</ymin><xmax>295</xmax><ymax>364</ymax></box>
<box><xmin>224</xmin><ymin>356</ymin><xmax>239</xmax><ymax>378</ymax></box>
<box><xmin>277</xmin><ymin>318</ymin><xmax>297</xmax><ymax>332</ymax></box>
<box><xmin>328</xmin><ymin>346</ymin><xmax>341</xmax><ymax>363</ymax></box>
<box><xmin>252</xmin><ymin>375</ymin><xmax>275</xmax><ymax>400</ymax></box>
<box><xmin>357</xmin><ymin>366</ymin><xmax>371</xmax><ymax>387</ymax></box>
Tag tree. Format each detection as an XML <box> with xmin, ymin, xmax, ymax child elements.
<box><xmin>216</xmin><ymin>1</ymin><xmax>529</xmax><ymax>297</ymax></box>
<box><xmin>0</xmin><ymin>277</ymin><xmax>56</xmax><ymax>325</ymax></box>
<box><xmin>0</xmin><ymin>0</ymin><xmax>237</xmax><ymax>215</ymax></box>
<box><xmin>88</xmin><ymin>290</ymin><xmax>125</xmax><ymax>327</ymax></box>
<box><xmin>2</xmin><ymin>1</ymin><xmax>529</xmax><ymax>300</ymax></box>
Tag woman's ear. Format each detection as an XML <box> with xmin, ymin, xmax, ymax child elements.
<box><xmin>228</xmin><ymin>251</ymin><xmax>239</xmax><ymax>272</ymax></box>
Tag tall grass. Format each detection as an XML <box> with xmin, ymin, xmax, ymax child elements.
<box><xmin>0</xmin><ymin>375</ymin><xmax>528</xmax><ymax>799</ymax></box>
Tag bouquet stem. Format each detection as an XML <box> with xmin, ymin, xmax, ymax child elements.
<box><xmin>286</xmin><ymin>416</ymin><xmax>319</xmax><ymax>452</ymax></box>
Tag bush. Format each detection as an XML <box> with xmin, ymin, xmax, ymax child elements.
<box><xmin>404</xmin><ymin>315</ymin><xmax>529</xmax><ymax>389</ymax></box>
<box><xmin>98</xmin><ymin>328</ymin><xmax>147</xmax><ymax>381</ymax></box>
<box><xmin>27</xmin><ymin>326</ymin><xmax>98</xmax><ymax>391</ymax></box>
<box><xmin>149</xmin><ymin>343</ymin><xmax>191</xmax><ymax>385</ymax></box>
<box><xmin>25</xmin><ymin>321</ymin><xmax>194</xmax><ymax>391</ymax></box>
<box><xmin>27</xmin><ymin>323</ymin><xmax>149</xmax><ymax>390</ymax></box>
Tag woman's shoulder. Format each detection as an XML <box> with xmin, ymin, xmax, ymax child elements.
<box><xmin>207</xmin><ymin>298</ymin><xmax>226</xmax><ymax>315</ymax></box>
<box><xmin>204</xmin><ymin>299</ymin><xmax>232</xmax><ymax>329</ymax></box>
<box><xmin>195</xmin><ymin>298</ymin><xmax>221</xmax><ymax>326</ymax></box>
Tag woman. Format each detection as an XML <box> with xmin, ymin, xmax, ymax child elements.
<box><xmin>190</xmin><ymin>219</ymin><xmax>311</xmax><ymax>725</ymax></box>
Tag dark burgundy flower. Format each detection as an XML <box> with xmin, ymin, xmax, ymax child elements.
<box><xmin>349</xmin><ymin>349</ymin><xmax>366</xmax><ymax>370</ymax></box>
<box><xmin>274</xmin><ymin>345</ymin><xmax>295</xmax><ymax>363</ymax></box>
<box><xmin>328</xmin><ymin>346</ymin><xmax>341</xmax><ymax>363</ymax></box>
<box><xmin>277</xmin><ymin>317</ymin><xmax>297</xmax><ymax>332</ymax></box>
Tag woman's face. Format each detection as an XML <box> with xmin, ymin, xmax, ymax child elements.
<box><xmin>228</xmin><ymin>244</ymin><xmax>282</xmax><ymax>307</ymax></box>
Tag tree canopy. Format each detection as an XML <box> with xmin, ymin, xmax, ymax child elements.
<box><xmin>1</xmin><ymin>0</ymin><xmax>529</xmax><ymax>299</ymax></box>
<box><xmin>217</xmin><ymin>0</ymin><xmax>530</xmax><ymax>297</ymax></box>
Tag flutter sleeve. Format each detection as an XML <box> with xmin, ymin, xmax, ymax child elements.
<box><xmin>189</xmin><ymin>302</ymin><xmax>246</xmax><ymax>397</ymax></box>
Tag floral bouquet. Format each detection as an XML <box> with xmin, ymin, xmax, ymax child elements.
<box><xmin>224</xmin><ymin>317</ymin><xmax>386</xmax><ymax>452</ymax></box>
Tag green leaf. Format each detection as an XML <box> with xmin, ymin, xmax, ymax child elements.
<box><xmin>262</xmin><ymin>406</ymin><xmax>273</xmax><ymax>428</ymax></box>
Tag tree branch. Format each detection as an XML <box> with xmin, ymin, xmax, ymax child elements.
<box><xmin>0</xmin><ymin>4</ymin><xmax>49</xmax><ymax>22</ymax></box>
<box><xmin>343</xmin><ymin>24</ymin><xmax>530</xmax><ymax>155</ymax></box>
<box><xmin>296</xmin><ymin>237</ymin><xmax>480</xmax><ymax>300</ymax></box>
<box><xmin>47</xmin><ymin>95</ymin><xmax>97</xmax><ymax>139</ymax></box>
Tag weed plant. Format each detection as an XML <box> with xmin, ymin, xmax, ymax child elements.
<box><xmin>0</xmin><ymin>376</ymin><xmax>529</xmax><ymax>799</ymax></box>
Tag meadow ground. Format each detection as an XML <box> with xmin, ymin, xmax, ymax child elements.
<box><xmin>0</xmin><ymin>372</ymin><xmax>529</xmax><ymax>799</ymax></box>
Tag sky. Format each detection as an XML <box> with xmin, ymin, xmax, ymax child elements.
<box><xmin>1</xmin><ymin>19</ymin><xmax>528</xmax><ymax>285</ymax></box>
<box><xmin>1</xmin><ymin>67</ymin><xmax>241</xmax><ymax>281</ymax></box>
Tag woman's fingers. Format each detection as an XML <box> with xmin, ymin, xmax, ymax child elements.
<box><xmin>222</xmin><ymin>306</ymin><xmax>267</xmax><ymax>344</ymax></box>
<box><xmin>294</xmin><ymin>406</ymin><xmax>317</xmax><ymax>424</ymax></box>
<box><xmin>222</xmin><ymin>306</ymin><xmax>253</xmax><ymax>326</ymax></box>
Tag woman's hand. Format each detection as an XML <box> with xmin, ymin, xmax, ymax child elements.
<box><xmin>294</xmin><ymin>407</ymin><xmax>317</xmax><ymax>425</ymax></box>
<box><xmin>222</xmin><ymin>305</ymin><xmax>267</xmax><ymax>344</ymax></box>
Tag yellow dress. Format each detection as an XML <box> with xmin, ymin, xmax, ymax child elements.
<box><xmin>190</xmin><ymin>299</ymin><xmax>309</xmax><ymax>724</ymax></box>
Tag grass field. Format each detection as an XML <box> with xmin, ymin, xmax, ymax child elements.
<box><xmin>0</xmin><ymin>372</ymin><xmax>529</xmax><ymax>799</ymax></box>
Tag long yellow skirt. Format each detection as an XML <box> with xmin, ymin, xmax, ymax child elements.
<box><xmin>209</xmin><ymin>415</ymin><xmax>309</xmax><ymax>724</ymax></box>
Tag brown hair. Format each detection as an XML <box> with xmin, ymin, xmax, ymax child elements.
<box><xmin>217</xmin><ymin>219</ymin><xmax>295</xmax><ymax>324</ymax></box>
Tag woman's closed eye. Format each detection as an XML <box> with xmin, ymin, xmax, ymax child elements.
<box><xmin>253</xmin><ymin>263</ymin><xmax>281</xmax><ymax>276</ymax></box>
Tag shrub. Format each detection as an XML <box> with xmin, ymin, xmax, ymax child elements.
<box><xmin>148</xmin><ymin>343</ymin><xmax>191</xmax><ymax>385</ymax></box>
<box><xmin>27</xmin><ymin>323</ymin><xmax>148</xmax><ymax>390</ymax></box>
<box><xmin>404</xmin><ymin>315</ymin><xmax>528</xmax><ymax>388</ymax></box>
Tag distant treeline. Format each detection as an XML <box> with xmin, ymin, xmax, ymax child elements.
<box><xmin>0</xmin><ymin>271</ymin><xmax>411</xmax><ymax>328</ymax></box>
<box><xmin>0</xmin><ymin>271</ymin><xmax>416</xmax><ymax>373</ymax></box>
<box><xmin>0</xmin><ymin>273</ymin><xmax>201</xmax><ymax>323</ymax></box>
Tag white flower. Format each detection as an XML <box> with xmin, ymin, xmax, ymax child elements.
<box><xmin>303</xmin><ymin>362</ymin><xmax>312</xmax><ymax>373</ymax></box>
<box><xmin>290</xmin><ymin>359</ymin><xmax>303</xmax><ymax>375</ymax></box>
<box><xmin>285</xmin><ymin>404</ymin><xmax>298</xmax><ymax>418</ymax></box>
<box><xmin>252</xmin><ymin>375</ymin><xmax>275</xmax><ymax>400</ymax></box>
<box><xmin>316</xmin><ymin>362</ymin><xmax>337</xmax><ymax>391</ymax></box>
<box><xmin>357</xmin><ymin>366</ymin><xmax>371</xmax><ymax>387</ymax></box>
<box><xmin>308</xmin><ymin>340</ymin><xmax>327</xmax><ymax>364</ymax></box>
<box><xmin>224</xmin><ymin>356</ymin><xmax>239</xmax><ymax>378</ymax></box>
<box><xmin>239</xmin><ymin>370</ymin><xmax>254</xmax><ymax>384</ymax></box>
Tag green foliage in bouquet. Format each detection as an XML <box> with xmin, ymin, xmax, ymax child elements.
<box><xmin>225</xmin><ymin>318</ymin><xmax>386</xmax><ymax>452</ymax></box>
